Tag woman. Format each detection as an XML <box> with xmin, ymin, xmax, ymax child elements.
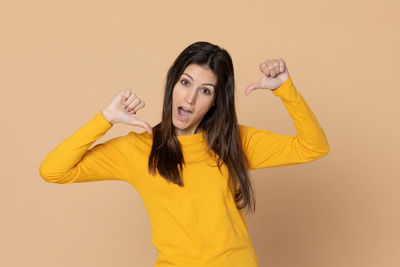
<box><xmin>39</xmin><ymin>41</ymin><xmax>329</xmax><ymax>266</ymax></box>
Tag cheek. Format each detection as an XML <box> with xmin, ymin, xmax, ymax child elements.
<box><xmin>198</xmin><ymin>101</ymin><xmax>213</xmax><ymax>115</ymax></box>
<box><xmin>172</xmin><ymin>87</ymin><xmax>183</xmax><ymax>101</ymax></box>
<box><xmin>172</xmin><ymin>89</ymin><xmax>179</xmax><ymax>105</ymax></box>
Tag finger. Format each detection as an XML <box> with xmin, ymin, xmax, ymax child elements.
<box><xmin>123</xmin><ymin>93</ymin><xmax>137</xmax><ymax>108</ymax></box>
<box><xmin>259</xmin><ymin>62</ymin><xmax>270</xmax><ymax>76</ymax></box>
<box><xmin>134</xmin><ymin>118</ymin><xmax>153</xmax><ymax>135</ymax></box>
<box><xmin>143</xmin><ymin>122</ymin><xmax>153</xmax><ymax>135</ymax></box>
<box><xmin>126</xmin><ymin>97</ymin><xmax>141</xmax><ymax>111</ymax></box>
<box><xmin>130</xmin><ymin>100</ymin><xmax>145</xmax><ymax>113</ymax></box>
<box><xmin>122</xmin><ymin>88</ymin><xmax>132</xmax><ymax>99</ymax></box>
<box><xmin>244</xmin><ymin>82</ymin><xmax>263</xmax><ymax>95</ymax></box>
<box><xmin>279</xmin><ymin>58</ymin><xmax>285</xmax><ymax>72</ymax></box>
<box><xmin>266</xmin><ymin>60</ymin><xmax>276</xmax><ymax>77</ymax></box>
<box><xmin>272</xmin><ymin>59</ymin><xmax>280</xmax><ymax>75</ymax></box>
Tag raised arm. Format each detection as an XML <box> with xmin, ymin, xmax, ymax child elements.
<box><xmin>240</xmin><ymin>58</ymin><xmax>329</xmax><ymax>170</ymax></box>
<box><xmin>39</xmin><ymin>111</ymin><xmax>134</xmax><ymax>184</ymax></box>
<box><xmin>39</xmin><ymin>88</ymin><xmax>152</xmax><ymax>184</ymax></box>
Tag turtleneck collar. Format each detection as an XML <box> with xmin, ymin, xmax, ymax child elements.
<box><xmin>176</xmin><ymin>131</ymin><xmax>205</xmax><ymax>145</ymax></box>
<box><xmin>142</xmin><ymin>131</ymin><xmax>206</xmax><ymax>145</ymax></box>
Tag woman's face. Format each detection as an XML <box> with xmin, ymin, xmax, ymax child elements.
<box><xmin>172</xmin><ymin>64</ymin><xmax>217</xmax><ymax>136</ymax></box>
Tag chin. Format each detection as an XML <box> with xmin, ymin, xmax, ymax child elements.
<box><xmin>172</xmin><ymin>119</ymin><xmax>184</xmax><ymax>131</ymax></box>
<box><xmin>173</xmin><ymin>112</ymin><xmax>190</xmax><ymax>128</ymax></box>
<box><xmin>173</xmin><ymin>122</ymin><xmax>188</xmax><ymax>131</ymax></box>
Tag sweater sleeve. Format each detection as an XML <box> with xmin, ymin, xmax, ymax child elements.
<box><xmin>239</xmin><ymin>76</ymin><xmax>329</xmax><ymax>170</ymax></box>
<box><xmin>39</xmin><ymin>111</ymin><xmax>135</xmax><ymax>184</ymax></box>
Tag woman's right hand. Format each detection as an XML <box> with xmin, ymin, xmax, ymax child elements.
<box><xmin>101</xmin><ymin>88</ymin><xmax>152</xmax><ymax>135</ymax></box>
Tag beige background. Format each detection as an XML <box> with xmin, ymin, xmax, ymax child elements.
<box><xmin>1</xmin><ymin>0</ymin><xmax>399</xmax><ymax>266</ymax></box>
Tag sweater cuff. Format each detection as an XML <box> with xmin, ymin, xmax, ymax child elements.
<box><xmin>271</xmin><ymin>76</ymin><xmax>294</xmax><ymax>97</ymax></box>
<box><xmin>96</xmin><ymin>110</ymin><xmax>113</xmax><ymax>128</ymax></box>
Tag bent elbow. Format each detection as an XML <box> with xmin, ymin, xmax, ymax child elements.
<box><xmin>322</xmin><ymin>142</ymin><xmax>330</xmax><ymax>155</ymax></box>
<box><xmin>316</xmin><ymin>144</ymin><xmax>330</xmax><ymax>159</ymax></box>
<box><xmin>319</xmin><ymin>144</ymin><xmax>329</xmax><ymax>156</ymax></box>
<box><xmin>39</xmin><ymin>162</ymin><xmax>71</xmax><ymax>184</ymax></box>
<box><xmin>315</xmin><ymin>144</ymin><xmax>329</xmax><ymax>158</ymax></box>
<box><xmin>313</xmin><ymin>139</ymin><xmax>330</xmax><ymax>156</ymax></box>
<box><xmin>39</xmin><ymin>162</ymin><xmax>56</xmax><ymax>183</ymax></box>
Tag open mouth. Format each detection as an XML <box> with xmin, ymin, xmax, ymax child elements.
<box><xmin>178</xmin><ymin>106</ymin><xmax>192</xmax><ymax>119</ymax></box>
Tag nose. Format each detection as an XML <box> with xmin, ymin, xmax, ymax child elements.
<box><xmin>185</xmin><ymin>88</ymin><xmax>197</xmax><ymax>105</ymax></box>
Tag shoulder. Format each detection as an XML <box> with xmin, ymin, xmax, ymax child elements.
<box><xmin>127</xmin><ymin>130</ymin><xmax>153</xmax><ymax>147</ymax></box>
<box><xmin>101</xmin><ymin>130</ymin><xmax>151</xmax><ymax>150</ymax></box>
<box><xmin>237</xmin><ymin>124</ymin><xmax>254</xmax><ymax>145</ymax></box>
<box><xmin>238</xmin><ymin>124</ymin><xmax>257</xmax><ymax>137</ymax></box>
<box><xmin>238</xmin><ymin>124</ymin><xmax>273</xmax><ymax>135</ymax></box>
<box><xmin>237</xmin><ymin>124</ymin><xmax>275</xmax><ymax>145</ymax></box>
<box><xmin>97</xmin><ymin>130</ymin><xmax>151</xmax><ymax>160</ymax></box>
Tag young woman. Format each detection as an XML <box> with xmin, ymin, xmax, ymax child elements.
<box><xmin>39</xmin><ymin>41</ymin><xmax>329</xmax><ymax>267</ymax></box>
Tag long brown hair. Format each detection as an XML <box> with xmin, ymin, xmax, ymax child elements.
<box><xmin>148</xmin><ymin>41</ymin><xmax>256</xmax><ymax>215</ymax></box>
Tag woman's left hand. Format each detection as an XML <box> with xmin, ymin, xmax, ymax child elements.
<box><xmin>244</xmin><ymin>58</ymin><xmax>290</xmax><ymax>95</ymax></box>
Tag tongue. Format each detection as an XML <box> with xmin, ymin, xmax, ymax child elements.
<box><xmin>179</xmin><ymin>108</ymin><xmax>191</xmax><ymax>118</ymax></box>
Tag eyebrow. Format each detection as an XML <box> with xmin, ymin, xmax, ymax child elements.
<box><xmin>182</xmin><ymin>73</ymin><xmax>216</xmax><ymax>88</ymax></box>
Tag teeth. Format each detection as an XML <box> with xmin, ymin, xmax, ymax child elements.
<box><xmin>178</xmin><ymin>107</ymin><xmax>192</xmax><ymax>118</ymax></box>
<box><xmin>180</xmin><ymin>107</ymin><xmax>192</xmax><ymax>112</ymax></box>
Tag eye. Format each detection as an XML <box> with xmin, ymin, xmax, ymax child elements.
<box><xmin>180</xmin><ymin>79</ymin><xmax>189</xmax><ymax>86</ymax></box>
<box><xmin>201</xmin><ymin>88</ymin><xmax>211</xmax><ymax>95</ymax></box>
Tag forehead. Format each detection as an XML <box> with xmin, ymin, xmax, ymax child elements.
<box><xmin>182</xmin><ymin>64</ymin><xmax>217</xmax><ymax>83</ymax></box>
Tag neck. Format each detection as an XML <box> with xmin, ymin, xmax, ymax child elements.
<box><xmin>175</xmin><ymin>126</ymin><xmax>203</xmax><ymax>136</ymax></box>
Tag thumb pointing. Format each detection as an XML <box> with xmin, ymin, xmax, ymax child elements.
<box><xmin>244</xmin><ymin>82</ymin><xmax>262</xmax><ymax>95</ymax></box>
<box><xmin>134</xmin><ymin>117</ymin><xmax>153</xmax><ymax>135</ymax></box>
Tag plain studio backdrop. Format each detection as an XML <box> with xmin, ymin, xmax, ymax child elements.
<box><xmin>1</xmin><ymin>0</ymin><xmax>399</xmax><ymax>266</ymax></box>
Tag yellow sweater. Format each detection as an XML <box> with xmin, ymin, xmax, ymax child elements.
<box><xmin>39</xmin><ymin>76</ymin><xmax>329</xmax><ymax>267</ymax></box>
